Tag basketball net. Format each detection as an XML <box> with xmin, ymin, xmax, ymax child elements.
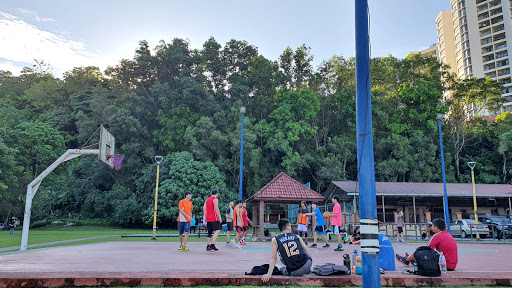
<box><xmin>107</xmin><ymin>154</ymin><xmax>124</xmax><ymax>170</ymax></box>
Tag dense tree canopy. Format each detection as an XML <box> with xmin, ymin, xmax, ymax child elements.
<box><xmin>0</xmin><ymin>37</ymin><xmax>509</xmax><ymax>227</ymax></box>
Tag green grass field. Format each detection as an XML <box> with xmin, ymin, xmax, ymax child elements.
<box><xmin>1</xmin><ymin>225</ymin><xmax>275</xmax><ymax>251</ymax></box>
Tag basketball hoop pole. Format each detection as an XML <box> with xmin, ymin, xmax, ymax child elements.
<box><xmin>20</xmin><ymin>149</ymin><xmax>99</xmax><ymax>251</ymax></box>
<box><xmin>152</xmin><ymin>156</ymin><xmax>164</xmax><ymax>240</ymax></box>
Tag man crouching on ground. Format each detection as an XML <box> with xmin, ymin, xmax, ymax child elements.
<box><xmin>262</xmin><ymin>218</ymin><xmax>313</xmax><ymax>282</ymax></box>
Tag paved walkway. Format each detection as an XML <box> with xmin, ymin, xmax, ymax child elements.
<box><xmin>0</xmin><ymin>241</ymin><xmax>511</xmax><ymax>287</ymax></box>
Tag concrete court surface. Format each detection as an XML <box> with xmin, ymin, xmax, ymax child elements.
<box><xmin>1</xmin><ymin>240</ymin><xmax>512</xmax><ymax>287</ymax></box>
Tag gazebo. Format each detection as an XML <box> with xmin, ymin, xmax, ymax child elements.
<box><xmin>247</xmin><ymin>172</ymin><xmax>325</xmax><ymax>237</ymax></box>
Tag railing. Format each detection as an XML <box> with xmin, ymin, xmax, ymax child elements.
<box><xmin>373</xmin><ymin>223</ymin><xmax>511</xmax><ymax>242</ymax></box>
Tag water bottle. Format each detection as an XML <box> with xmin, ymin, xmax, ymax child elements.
<box><xmin>439</xmin><ymin>252</ymin><xmax>447</xmax><ymax>273</ymax></box>
<box><xmin>352</xmin><ymin>249</ymin><xmax>358</xmax><ymax>268</ymax></box>
<box><xmin>343</xmin><ymin>254</ymin><xmax>351</xmax><ymax>274</ymax></box>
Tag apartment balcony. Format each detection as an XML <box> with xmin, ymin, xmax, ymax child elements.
<box><xmin>484</xmin><ymin>65</ymin><xmax>496</xmax><ymax>71</ymax></box>
<box><xmin>499</xmin><ymin>77</ymin><xmax>511</xmax><ymax>84</ymax></box>
<box><xmin>481</xmin><ymin>30</ymin><xmax>492</xmax><ymax>37</ymax></box>
<box><xmin>477</xmin><ymin>5</ymin><xmax>489</xmax><ymax>12</ymax></box>
<box><xmin>489</xmin><ymin>1</ymin><xmax>501</xmax><ymax>8</ymax></box>
<box><xmin>481</xmin><ymin>38</ymin><xmax>493</xmax><ymax>45</ymax></box>
<box><xmin>479</xmin><ymin>20</ymin><xmax>491</xmax><ymax>29</ymax></box>
<box><xmin>498</xmin><ymin>69</ymin><xmax>510</xmax><ymax>77</ymax></box>
<box><xmin>496</xmin><ymin>51</ymin><xmax>508</xmax><ymax>59</ymax></box>
<box><xmin>486</xmin><ymin>72</ymin><xmax>497</xmax><ymax>78</ymax></box>
<box><xmin>478</xmin><ymin>13</ymin><xmax>489</xmax><ymax>21</ymax></box>
<box><xmin>495</xmin><ymin>43</ymin><xmax>507</xmax><ymax>51</ymax></box>
<box><xmin>482</xmin><ymin>47</ymin><xmax>494</xmax><ymax>54</ymax></box>
<box><xmin>477</xmin><ymin>0</ymin><xmax>487</xmax><ymax>4</ymax></box>
<box><xmin>484</xmin><ymin>55</ymin><xmax>496</xmax><ymax>62</ymax></box>
<box><xmin>493</xmin><ymin>25</ymin><xmax>505</xmax><ymax>33</ymax></box>
<box><xmin>497</xmin><ymin>60</ymin><xmax>509</xmax><ymax>68</ymax></box>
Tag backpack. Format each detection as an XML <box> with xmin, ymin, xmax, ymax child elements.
<box><xmin>264</xmin><ymin>229</ymin><xmax>270</xmax><ymax>237</ymax></box>
<box><xmin>312</xmin><ymin>263</ymin><xmax>350</xmax><ymax>276</ymax></box>
<box><xmin>412</xmin><ymin>246</ymin><xmax>441</xmax><ymax>277</ymax></box>
<box><xmin>245</xmin><ymin>264</ymin><xmax>283</xmax><ymax>275</ymax></box>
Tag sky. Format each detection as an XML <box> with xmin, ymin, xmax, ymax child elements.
<box><xmin>0</xmin><ymin>1</ymin><xmax>451</xmax><ymax>78</ymax></box>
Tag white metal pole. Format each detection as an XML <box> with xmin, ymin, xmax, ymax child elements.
<box><xmin>20</xmin><ymin>149</ymin><xmax>99</xmax><ymax>251</ymax></box>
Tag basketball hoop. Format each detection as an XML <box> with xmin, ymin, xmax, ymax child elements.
<box><xmin>107</xmin><ymin>154</ymin><xmax>124</xmax><ymax>170</ymax></box>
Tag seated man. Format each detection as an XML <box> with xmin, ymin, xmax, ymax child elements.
<box><xmin>396</xmin><ymin>218</ymin><xmax>458</xmax><ymax>271</ymax></box>
<box><xmin>345</xmin><ymin>226</ymin><xmax>361</xmax><ymax>245</ymax></box>
<box><xmin>262</xmin><ymin>218</ymin><xmax>313</xmax><ymax>282</ymax></box>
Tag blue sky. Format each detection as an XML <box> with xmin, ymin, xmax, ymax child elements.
<box><xmin>0</xmin><ymin>1</ymin><xmax>451</xmax><ymax>77</ymax></box>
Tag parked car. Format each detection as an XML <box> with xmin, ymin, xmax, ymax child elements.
<box><xmin>450</xmin><ymin>219</ymin><xmax>489</xmax><ymax>238</ymax></box>
<box><xmin>478</xmin><ymin>215</ymin><xmax>512</xmax><ymax>238</ymax></box>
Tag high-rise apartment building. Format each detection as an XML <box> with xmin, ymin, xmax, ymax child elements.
<box><xmin>436</xmin><ymin>0</ymin><xmax>512</xmax><ymax>113</ymax></box>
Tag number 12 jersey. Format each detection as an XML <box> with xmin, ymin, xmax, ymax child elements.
<box><xmin>275</xmin><ymin>233</ymin><xmax>310</xmax><ymax>272</ymax></box>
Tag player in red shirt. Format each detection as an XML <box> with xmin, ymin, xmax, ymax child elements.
<box><xmin>203</xmin><ymin>189</ymin><xmax>222</xmax><ymax>251</ymax></box>
<box><xmin>240</xmin><ymin>202</ymin><xmax>253</xmax><ymax>245</ymax></box>
<box><xmin>396</xmin><ymin>218</ymin><xmax>458</xmax><ymax>270</ymax></box>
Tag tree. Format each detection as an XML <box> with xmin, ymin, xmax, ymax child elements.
<box><xmin>141</xmin><ymin>151</ymin><xmax>236</xmax><ymax>228</ymax></box>
<box><xmin>447</xmin><ymin>77</ymin><xmax>504</xmax><ymax>180</ymax></box>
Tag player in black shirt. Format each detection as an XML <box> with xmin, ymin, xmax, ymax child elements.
<box><xmin>262</xmin><ymin>218</ymin><xmax>312</xmax><ymax>282</ymax></box>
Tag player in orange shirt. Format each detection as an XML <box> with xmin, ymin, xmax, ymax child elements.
<box><xmin>297</xmin><ymin>201</ymin><xmax>309</xmax><ymax>245</ymax></box>
<box><xmin>178</xmin><ymin>191</ymin><xmax>193</xmax><ymax>251</ymax></box>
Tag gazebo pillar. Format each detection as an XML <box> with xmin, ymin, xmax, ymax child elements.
<box><xmin>259</xmin><ymin>200</ymin><xmax>265</xmax><ymax>236</ymax></box>
<box><xmin>252</xmin><ymin>203</ymin><xmax>258</xmax><ymax>236</ymax></box>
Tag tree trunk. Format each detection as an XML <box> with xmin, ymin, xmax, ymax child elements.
<box><xmin>503</xmin><ymin>153</ymin><xmax>507</xmax><ymax>183</ymax></box>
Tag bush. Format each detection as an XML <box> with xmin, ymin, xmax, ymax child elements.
<box><xmin>29</xmin><ymin>218</ymin><xmax>114</xmax><ymax>228</ymax></box>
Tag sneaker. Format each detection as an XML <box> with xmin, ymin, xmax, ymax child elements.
<box><xmin>226</xmin><ymin>242</ymin><xmax>232</xmax><ymax>246</ymax></box>
<box><xmin>182</xmin><ymin>246</ymin><xmax>189</xmax><ymax>251</ymax></box>
<box><xmin>311</xmin><ymin>243</ymin><xmax>317</xmax><ymax>247</ymax></box>
<box><xmin>334</xmin><ymin>246</ymin><xmax>344</xmax><ymax>251</ymax></box>
<box><xmin>395</xmin><ymin>253</ymin><xmax>410</xmax><ymax>266</ymax></box>
<box><xmin>323</xmin><ymin>244</ymin><xmax>330</xmax><ymax>248</ymax></box>
<box><xmin>210</xmin><ymin>244</ymin><xmax>219</xmax><ymax>251</ymax></box>
<box><xmin>207</xmin><ymin>245</ymin><xmax>212</xmax><ymax>251</ymax></box>
<box><xmin>241</xmin><ymin>239</ymin><xmax>247</xmax><ymax>245</ymax></box>
<box><xmin>396</xmin><ymin>239</ymin><xmax>400</xmax><ymax>243</ymax></box>
<box><xmin>234</xmin><ymin>243</ymin><xmax>242</xmax><ymax>248</ymax></box>
<box><xmin>401</xmin><ymin>239</ymin><xmax>406</xmax><ymax>244</ymax></box>
<box><xmin>178</xmin><ymin>245</ymin><xmax>184</xmax><ymax>250</ymax></box>
<box><xmin>304</xmin><ymin>242</ymin><xmax>308</xmax><ymax>246</ymax></box>
<box><xmin>230</xmin><ymin>239</ymin><xmax>236</xmax><ymax>246</ymax></box>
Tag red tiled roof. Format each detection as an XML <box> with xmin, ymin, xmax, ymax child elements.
<box><xmin>248</xmin><ymin>173</ymin><xmax>324</xmax><ymax>202</ymax></box>
<box><xmin>330</xmin><ymin>181</ymin><xmax>512</xmax><ymax>198</ymax></box>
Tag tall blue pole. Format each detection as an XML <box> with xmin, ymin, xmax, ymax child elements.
<box><xmin>355</xmin><ymin>1</ymin><xmax>381</xmax><ymax>287</ymax></box>
<box><xmin>239</xmin><ymin>109</ymin><xmax>245</xmax><ymax>200</ymax></box>
<box><xmin>438</xmin><ymin>118</ymin><xmax>450</xmax><ymax>232</ymax></box>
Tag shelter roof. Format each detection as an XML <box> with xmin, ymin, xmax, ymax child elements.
<box><xmin>328</xmin><ymin>181</ymin><xmax>512</xmax><ymax>198</ymax></box>
<box><xmin>247</xmin><ymin>173</ymin><xmax>324</xmax><ymax>203</ymax></box>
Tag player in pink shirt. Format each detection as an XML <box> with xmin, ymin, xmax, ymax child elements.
<box><xmin>327</xmin><ymin>196</ymin><xmax>344</xmax><ymax>251</ymax></box>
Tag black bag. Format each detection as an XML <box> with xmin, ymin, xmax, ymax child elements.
<box><xmin>245</xmin><ymin>264</ymin><xmax>283</xmax><ymax>275</ymax></box>
<box><xmin>413</xmin><ymin>246</ymin><xmax>441</xmax><ymax>277</ymax></box>
<box><xmin>312</xmin><ymin>263</ymin><xmax>349</xmax><ymax>276</ymax></box>
<box><xmin>264</xmin><ymin>229</ymin><xmax>270</xmax><ymax>237</ymax></box>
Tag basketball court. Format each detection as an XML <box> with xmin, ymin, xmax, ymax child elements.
<box><xmin>1</xmin><ymin>240</ymin><xmax>512</xmax><ymax>287</ymax></box>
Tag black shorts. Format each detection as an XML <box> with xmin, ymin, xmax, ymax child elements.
<box><xmin>207</xmin><ymin>221</ymin><xmax>221</xmax><ymax>237</ymax></box>
<box><xmin>397</xmin><ymin>226</ymin><xmax>403</xmax><ymax>234</ymax></box>
<box><xmin>227</xmin><ymin>222</ymin><xmax>233</xmax><ymax>231</ymax></box>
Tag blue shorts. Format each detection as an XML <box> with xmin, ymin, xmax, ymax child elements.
<box><xmin>314</xmin><ymin>225</ymin><xmax>327</xmax><ymax>235</ymax></box>
<box><xmin>178</xmin><ymin>222</ymin><xmax>190</xmax><ymax>235</ymax></box>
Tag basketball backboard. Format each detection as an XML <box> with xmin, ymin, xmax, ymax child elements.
<box><xmin>98</xmin><ymin>125</ymin><xmax>115</xmax><ymax>166</ymax></box>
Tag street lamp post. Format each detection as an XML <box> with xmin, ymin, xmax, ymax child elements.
<box><xmin>239</xmin><ymin>107</ymin><xmax>245</xmax><ymax>201</ymax></box>
<box><xmin>152</xmin><ymin>155</ymin><xmax>164</xmax><ymax>240</ymax></box>
<box><xmin>437</xmin><ymin>114</ymin><xmax>451</xmax><ymax>232</ymax></box>
<box><xmin>467</xmin><ymin>161</ymin><xmax>480</xmax><ymax>239</ymax></box>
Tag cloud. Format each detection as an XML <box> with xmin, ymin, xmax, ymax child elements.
<box><xmin>0</xmin><ymin>11</ymin><xmax>98</xmax><ymax>76</ymax></box>
<box><xmin>15</xmin><ymin>8</ymin><xmax>56</xmax><ymax>23</ymax></box>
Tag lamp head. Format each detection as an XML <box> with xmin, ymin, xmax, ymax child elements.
<box><xmin>436</xmin><ymin>114</ymin><xmax>444</xmax><ymax>121</ymax></box>
<box><xmin>240</xmin><ymin>107</ymin><xmax>246</xmax><ymax>114</ymax></box>
<box><xmin>154</xmin><ymin>155</ymin><xmax>164</xmax><ymax>165</ymax></box>
<box><xmin>467</xmin><ymin>161</ymin><xmax>476</xmax><ymax>170</ymax></box>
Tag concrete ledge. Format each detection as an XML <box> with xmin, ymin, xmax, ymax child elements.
<box><xmin>1</xmin><ymin>272</ymin><xmax>512</xmax><ymax>287</ymax></box>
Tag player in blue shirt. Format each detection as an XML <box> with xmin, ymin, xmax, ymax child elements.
<box><xmin>304</xmin><ymin>201</ymin><xmax>330</xmax><ymax>248</ymax></box>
